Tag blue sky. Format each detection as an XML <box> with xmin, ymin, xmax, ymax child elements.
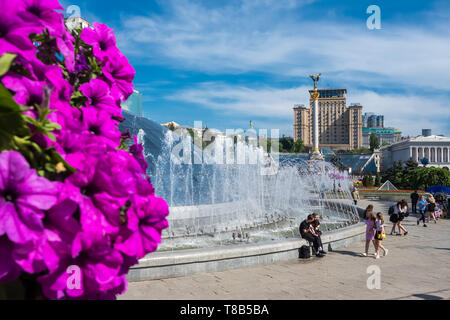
<box><xmin>60</xmin><ymin>0</ymin><xmax>450</xmax><ymax>137</ymax></box>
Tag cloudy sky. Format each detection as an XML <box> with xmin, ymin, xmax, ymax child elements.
<box><xmin>61</xmin><ymin>0</ymin><xmax>450</xmax><ymax>137</ymax></box>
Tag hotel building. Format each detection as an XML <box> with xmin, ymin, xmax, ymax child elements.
<box><xmin>293</xmin><ymin>89</ymin><xmax>363</xmax><ymax>151</ymax></box>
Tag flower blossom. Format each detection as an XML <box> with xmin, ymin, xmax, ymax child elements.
<box><xmin>0</xmin><ymin>151</ymin><xmax>59</xmax><ymax>244</ymax></box>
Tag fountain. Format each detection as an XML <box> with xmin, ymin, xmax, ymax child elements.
<box><xmin>119</xmin><ymin>111</ymin><xmax>365</xmax><ymax>280</ymax></box>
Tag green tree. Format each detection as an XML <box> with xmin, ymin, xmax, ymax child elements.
<box><xmin>279</xmin><ymin>136</ymin><xmax>294</xmax><ymax>153</ymax></box>
<box><xmin>362</xmin><ymin>175</ymin><xmax>368</xmax><ymax>186</ymax></box>
<box><xmin>375</xmin><ymin>172</ymin><xmax>382</xmax><ymax>187</ymax></box>
<box><xmin>382</xmin><ymin>160</ymin><xmax>404</xmax><ymax>187</ymax></box>
<box><xmin>369</xmin><ymin>133</ymin><xmax>380</xmax><ymax>152</ymax></box>
<box><xmin>292</xmin><ymin>139</ymin><xmax>304</xmax><ymax>153</ymax></box>
<box><xmin>401</xmin><ymin>157</ymin><xmax>419</xmax><ymax>187</ymax></box>
<box><xmin>350</xmin><ymin>147</ymin><xmax>372</xmax><ymax>154</ymax></box>
<box><xmin>363</xmin><ymin>174</ymin><xmax>374</xmax><ymax>187</ymax></box>
<box><xmin>408</xmin><ymin>167</ymin><xmax>450</xmax><ymax>190</ymax></box>
<box><xmin>404</xmin><ymin>157</ymin><xmax>419</xmax><ymax>172</ymax></box>
<box><xmin>258</xmin><ymin>138</ymin><xmax>271</xmax><ymax>153</ymax></box>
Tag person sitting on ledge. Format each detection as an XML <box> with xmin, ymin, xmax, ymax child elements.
<box><xmin>312</xmin><ymin>213</ymin><xmax>327</xmax><ymax>254</ymax></box>
<box><xmin>299</xmin><ymin>214</ymin><xmax>326</xmax><ymax>258</ymax></box>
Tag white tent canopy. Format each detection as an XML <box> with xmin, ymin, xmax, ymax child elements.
<box><xmin>378</xmin><ymin>180</ymin><xmax>398</xmax><ymax>191</ymax></box>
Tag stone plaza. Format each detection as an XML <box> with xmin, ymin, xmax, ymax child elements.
<box><xmin>121</xmin><ymin>199</ymin><xmax>450</xmax><ymax>300</ymax></box>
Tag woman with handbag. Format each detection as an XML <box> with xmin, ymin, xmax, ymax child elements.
<box><xmin>375</xmin><ymin>212</ymin><xmax>388</xmax><ymax>259</ymax></box>
<box><xmin>390</xmin><ymin>201</ymin><xmax>408</xmax><ymax>235</ymax></box>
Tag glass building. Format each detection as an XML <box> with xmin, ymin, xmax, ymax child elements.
<box><xmin>121</xmin><ymin>90</ymin><xmax>143</xmax><ymax>117</ymax></box>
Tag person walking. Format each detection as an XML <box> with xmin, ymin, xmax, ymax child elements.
<box><xmin>352</xmin><ymin>184</ymin><xmax>360</xmax><ymax>206</ymax></box>
<box><xmin>397</xmin><ymin>199</ymin><xmax>409</xmax><ymax>236</ymax></box>
<box><xmin>410</xmin><ymin>190</ymin><xmax>420</xmax><ymax>214</ymax></box>
<box><xmin>427</xmin><ymin>196</ymin><xmax>438</xmax><ymax>224</ymax></box>
<box><xmin>361</xmin><ymin>205</ymin><xmax>377</xmax><ymax>257</ymax></box>
<box><xmin>374</xmin><ymin>212</ymin><xmax>388</xmax><ymax>259</ymax></box>
<box><xmin>417</xmin><ymin>195</ymin><xmax>428</xmax><ymax>227</ymax></box>
<box><xmin>390</xmin><ymin>201</ymin><xmax>408</xmax><ymax>235</ymax></box>
<box><xmin>389</xmin><ymin>202</ymin><xmax>399</xmax><ymax>235</ymax></box>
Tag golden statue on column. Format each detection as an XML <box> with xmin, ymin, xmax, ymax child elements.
<box><xmin>309</xmin><ymin>73</ymin><xmax>323</xmax><ymax>160</ymax></box>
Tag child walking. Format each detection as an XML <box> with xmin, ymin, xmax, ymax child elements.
<box><xmin>361</xmin><ymin>205</ymin><xmax>377</xmax><ymax>257</ymax></box>
<box><xmin>417</xmin><ymin>195</ymin><xmax>428</xmax><ymax>227</ymax></box>
<box><xmin>375</xmin><ymin>212</ymin><xmax>388</xmax><ymax>259</ymax></box>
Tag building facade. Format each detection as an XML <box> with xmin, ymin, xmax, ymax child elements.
<box><xmin>362</xmin><ymin>113</ymin><xmax>384</xmax><ymax>128</ymax></box>
<box><xmin>64</xmin><ymin>17</ymin><xmax>91</xmax><ymax>31</ymax></box>
<box><xmin>380</xmin><ymin>130</ymin><xmax>450</xmax><ymax>171</ymax></box>
<box><xmin>293</xmin><ymin>89</ymin><xmax>362</xmax><ymax>151</ymax></box>
<box><xmin>362</xmin><ymin>127</ymin><xmax>402</xmax><ymax>148</ymax></box>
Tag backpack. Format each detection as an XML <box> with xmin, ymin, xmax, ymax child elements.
<box><xmin>388</xmin><ymin>206</ymin><xmax>395</xmax><ymax>216</ymax></box>
<box><xmin>298</xmin><ymin>245</ymin><xmax>311</xmax><ymax>259</ymax></box>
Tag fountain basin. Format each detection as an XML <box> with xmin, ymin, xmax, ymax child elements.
<box><xmin>128</xmin><ymin>223</ymin><xmax>365</xmax><ymax>281</ymax></box>
<box><xmin>127</xmin><ymin>204</ymin><xmax>366</xmax><ymax>282</ymax></box>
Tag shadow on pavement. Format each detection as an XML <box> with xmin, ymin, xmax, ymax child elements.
<box><xmin>412</xmin><ymin>293</ymin><xmax>443</xmax><ymax>300</ymax></box>
<box><xmin>330</xmin><ymin>250</ymin><xmax>363</xmax><ymax>257</ymax></box>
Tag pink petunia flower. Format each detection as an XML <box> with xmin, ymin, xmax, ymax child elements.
<box><xmin>0</xmin><ymin>236</ymin><xmax>22</xmax><ymax>283</ymax></box>
<box><xmin>0</xmin><ymin>151</ymin><xmax>60</xmax><ymax>244</ymax></box>
<box><xmin>80</xmin><ymin>22</ymin><xmax>121</xmax><ymax>63</ymax></box>
<box><xmin>0</xmin><ymin>1</ymin><xmax>41</xmax><ymax>60</ymax></box>
<box><xmin>38</xmin><ymin>233</ymin><xmax>125</xmax><ymax>299</ymax></box>
<box><xmin>1</xmin><ymin>73</ymin><xmax>46</xmax><ymax>108</ymax></box>
<box><xmin>114</xmin><ymin>195</ymin><xmax>169</xmax><ymax>259</ymax></box>
<box><xmin>79</xmin><ymin>78</ymin><xmax>121</xmax><ymax>117</ymax></box>
<box><xmin>79</xmin><ymin>107</ymin><xmax>122</xmax><ymax>151</ymax></box>
<box><xmin>101</xmin><ymin>54</ymin><xmax>135</xmax><ymax>101</ymax></box>
<box><xmin>129</xmin><ymin>135</ymin><xmax>149</xmax><ymax>173</ymax></box>
<box><xmin>17</xmin><ymin>0</ymin><xmax>65</xmax><ymax>34</ymax></box>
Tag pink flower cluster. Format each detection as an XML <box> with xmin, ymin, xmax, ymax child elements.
<box><xmin>0</xmin><ymin>0</ymin><xmax>169</xmax><ymax>299</ymax></box>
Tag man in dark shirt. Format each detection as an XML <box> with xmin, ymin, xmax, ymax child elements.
<box><xmin>299</xmin><ymin>214</ymin><xmax>325</xmax><ymax>257</ymax></box>
<box><xmin>410</xmin><ymin>190</ymin><xmax>420</xmax><ymax>214</ymax></box>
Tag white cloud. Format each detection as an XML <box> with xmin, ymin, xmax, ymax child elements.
<box><xmin>115</xmin><ymin>0</ymin><xmax>450</xmax><ymax>92</ymax></box>
<box><xmin>113</xmin><ymin>0</ymin><xmax>450</xmax><ymax>137</ymax></box>
<box><xmin>168</xmin><ymin>83</ymin><xmax>450</xmax><ymax>137</ymax></box>
<box><xmin>351</xmin><ymin>91</ymin><xmax>450</xmax><ymax>136</ymax></box>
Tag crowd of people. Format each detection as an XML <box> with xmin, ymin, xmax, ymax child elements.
<box><xmin>299</xmin><ymin>190</ymin><xmax>447</xmax><ymax>260</ymax></box>
<box><xmin>361</xmin><ymin>191</ymin><xmax>446</xmax><ymax>258</ymax></box>
<box><xmin>411</xmin><ymin>190</ymin><xmax>445</xmax><ymax>227</ymax></box>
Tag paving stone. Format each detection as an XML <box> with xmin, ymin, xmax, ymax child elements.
<box><xmin>120</xmin><ymin>199</ymin><xmax>450</xmax><ymax>300</ymax></box>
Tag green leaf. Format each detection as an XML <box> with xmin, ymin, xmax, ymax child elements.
<box><xmin>45</xmin><ymin>163</ymin><xmax>56</xmax><ymax>172</ymax></box>
<box><xmin>0</xmin><ymin>84</ymin><xmax>30</xmax><ymax>150</ymax></box>
<box><xmin>0</xmin><ymin>53</ymin><xmax>16</xmax><ymax>77</ymax></box>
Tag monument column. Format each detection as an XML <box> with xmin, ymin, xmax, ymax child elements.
<box><xmin>309</xmin><ymin>73</ymin><xmax>323</xmax><ymax>160</ymax></box>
